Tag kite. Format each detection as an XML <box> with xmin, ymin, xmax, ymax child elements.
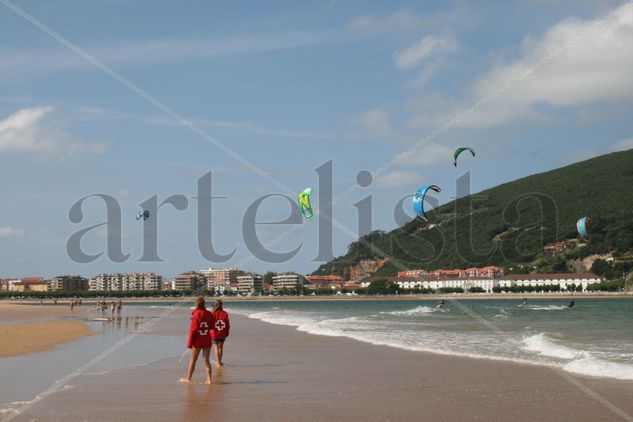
<box><xmin>298</xmin><ymin>187</ymin><xmax>314</xmax><ymax>221</ymax></box>
<box><xmin>136</xmin><ymin>209</ymin><xmax>150</xmax><ymax>221</ymax></box>
<box><xmin>576</xmin><ymin>216</ymin><xmax>591</xmax><ymax>240</ymax></box>
<box><xmin>453</xmin><ymin>147</ymin><xmax>475</xmax><ymax>167</ymax></box>
<box><xmin>413</xmin><ymin>185</ymin><xmax>441</xmax><ymax>221</ymax></box>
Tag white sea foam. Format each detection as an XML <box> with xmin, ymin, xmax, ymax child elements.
<box><xmin>234</xmin><ymin>305</ymin><xmax>633</xmax><ymax>381</ymax></box>
<box><xmin>522</xmin><ymin>333</ymin><xmax>582</xmax><ymax>360</ymax></box>
<box><xmin>382</xmin><ymin>305</ymin><xmax>437</xmax><ymax>316</ymax></box>
<box><xmin>526</xmin><ymin>305</ymin><xmax>568</xmax><ymax>311</ymax></box>
<box><xmin>563</xmin><ymin>356</ymin><xmax>633</xmax><ymax>380</ymax></box>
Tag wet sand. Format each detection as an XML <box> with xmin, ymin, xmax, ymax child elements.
<box><xmin>0</xmin><ymin>320</ymin><xmax>92</xmax><ymax>357</ymax></box>
<box><xmin>0</xmin><ymin>303</ymin><xmax>89</xmax><ymax>320</ymax></box>
<box><xmin>13</xmin><ymin>310</ymin><xmax>633</xmax><ymax>422</ymax></box>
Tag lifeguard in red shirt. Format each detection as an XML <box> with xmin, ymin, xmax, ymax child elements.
<box><xmin>180</xmin><ymin>296</ymin><xmax>214</xmax><ymax>384</ymax></box>
<box><xmin>211</xmin><ymin>299</ymin><xmax>230</xmax><ymax>367</ymax></box>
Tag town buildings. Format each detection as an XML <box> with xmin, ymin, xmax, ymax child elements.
<box><xmin>378</xmin><ymin>272</ymin><xmax>603</xmax><ymax>292</ymax></box>
<box><xmin>48</xmin><ymin>276</ymin><xmax>89</xmax><ymax>291</ymax></box>
<box><xmin>88</xmin><ymin>273</ymin><xmax>164</xmax><ymax>291</ymax></box>
<box><xmin>9</xmin><ymin>277</ymin><xmax>48</xmax><ymax>292</ymax></box>
<box><xmin>172</xmin><ymin>272</ymin><xmax>206</xmax><ymax>291</ymax></box>
<box><xmin>200</xmin><ymin>268</ymin><xmax>245</xmax><ymax>293</ymax></box>
<box><xmin>273</xmin><ymin>273</ymin><xmax>304</xmax><ymax>292</ymax></box>
<box><xmin>236</xmin><ymin>274</ymin><xmax>263</xmax><ymax>295</ymax></box>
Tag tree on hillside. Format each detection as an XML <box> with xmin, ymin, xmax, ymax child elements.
<box><xmin>263</xmin><ymin>272</ymin><xmax>277</xmax><ymax>285</ymax></box>
<box><xmin>366</xmin><ymin>279</ymin><xmax>400</xmax><ymax>295</ymax></box>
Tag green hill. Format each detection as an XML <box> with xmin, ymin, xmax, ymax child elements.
<box><xmin>313</xmin><ymin>149</ymin><xmax>633</xmax><ymax>278</ymax></box>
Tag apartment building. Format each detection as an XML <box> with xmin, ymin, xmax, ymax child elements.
<box><xmin>236</xmin><ymin>274</ymin><xmax>263</xmax><ymax>295</ymax></box>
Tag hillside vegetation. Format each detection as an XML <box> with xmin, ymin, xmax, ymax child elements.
<box><xmin>314</xmin><ymin>149</ymin><xmax>633</xmax><ymax>278</ymax></box>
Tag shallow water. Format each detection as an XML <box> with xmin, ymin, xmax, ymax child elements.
<box><xmin>0</xmin><ymin>308</ymin><xmax>184</xmax><ymax>416</ymax></box>
<box><xmin>227</xmin><ymin>298</ymin><xmax>633</xmax><ymax>380</ymax></box>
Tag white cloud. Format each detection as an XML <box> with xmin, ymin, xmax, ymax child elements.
<box><xmin>455</xmin><ymin>4</ymin><xmax>633</xmax><ymax>128</ymax></box>
<box><xmin>0</xmin><ymin>31</ymin><xmax>334</xmax><ymax>76</ymax></box>
<box><xmin>394</xmin><ymin>34</ymin><xmax>457</xmax><ymax>69</ymax></box>
<box><xmin>350</xmin><ymin>110</ymin><xmax>394</xmax><ymax>139</ymax></box>
<box><xmin>374</xmin><ymin>171</ymin><xmax>422</xmax><ymax>188</ymax></box>
<box><xmin>400</xmin><ymin>143</ymin><xmax>454</xmax><ymax>166</ymax></box>
<box><xmin>0</xmin><ymin>107</ymin><xmax>106</xmax><ymax>158</ymax></box>
<box><xmin>348</xmin><ymin>4</ymin><xmax>479</xmax><ymax>33</ymax></box>
<box><xmin>0</xmin><ymin>227</ymin><xmax>26</xmax><ymax>239</ymax></box>
<box><xmin>349</xmin><ymin>9</ymin><xmax>425</xmax><ymax>32</ymax></box>
<box><xmin>609</xmin><ymin>138</ymin><xmax>633</xmax><ymax>152</ymax></box>
<box><xmin>410</xmin><ymin>63</ymin><xmax>439</xmax><ymax>87</ymax></box>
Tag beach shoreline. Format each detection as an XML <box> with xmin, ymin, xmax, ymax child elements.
<box><xmin>11</xmin><ymin>311</ymin><xmax>633</xmax><ymax>421</ymax></box>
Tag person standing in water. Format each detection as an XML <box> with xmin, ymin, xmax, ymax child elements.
<box><xmin>117</xmin><ymin>300</ymin><xmax>123</xmax><ymax>314</ymax></box>
<box><xmin>211</xmin><ymin>300</ymin><xmax>230</xmax><ymax>367</ymax></box>
<box><xmin>181</xmin><ymin>296</ymin><xmax>214</xmax><ymax>384</ymax></box>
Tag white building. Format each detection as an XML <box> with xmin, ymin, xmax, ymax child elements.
<box><xmin>385</xmin><ymin>272</ymin><xmax>603</xmax><ymax>293</ymax></box>
<box><xmin>200</xmin><ymin>267</ymin><xmax>244</xmax><ymax>293</ymax></box>
<box><xmin>506</xmin><ymin>273</ymin><xmax>602</xmax><ymax>291</ymax></box>
<box><xmin>88</xmin><ymin>273</ymin><xmax>163</xmax><ymax>291</ymax></box>
<box><xmin>237</xmin><ymin>274</ymin><xmax>263</xmax><ymax>295</ymax></box>
<box><xmin>272</xmin><ymin>273</ymin><xmax>303</xmax><ymax>292</ymax></box>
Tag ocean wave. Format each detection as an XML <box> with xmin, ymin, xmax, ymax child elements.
<box><xmin>526</xmin><ymin>305</ymin><xmax>568</xmax><ymax>311</ymax></box>
<box><xmin>522</xmin><ymin>333</ymin><xmax>582</xmax><ymax>360</ymax></box>
<box><xmin>563</xmin><ymin>356</ymin><xmax>633</xmax><ymax>380</ymax></box>
<box><xmin>236</xmin><ymin>306</ymin><xmax>633</xmax><ymax>381</ymax></box>
<box><xmin>382</xmin><ymin>305</ymin><xmax>437</xmax><ymax>316</ymax></box>
<box><xmin>247</xmin><ymin>311</ymin><xmax>314</xmax><ymax>328</ymax></box>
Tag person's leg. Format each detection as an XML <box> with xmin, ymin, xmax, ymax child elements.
<box><xmin>213</xmin><ymin>341</ymin><xmax>221</xmax><ymax>366</ymax></box>
<box><xmin>202</xmin><ymin>348</ymin><xmax>212</xmax><ymax>384</ymax></box>
<box><xmin>217</xmin><ymin>342</ymin><xmax>224</xmax><ymax>366</ymax></box>
<box><xmin>181</xmin><ymin>348</ymin><xmax>200</xmax><ymax>383</ymax></box>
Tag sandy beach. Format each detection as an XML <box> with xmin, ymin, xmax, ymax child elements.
<box><xmin>5</xmin><ymin>307</ymin><xmax>632</xmax><ymax>422</ymax></box>
<box><xmin>0</xmin><ymin>303</ymin><xmax>89</xmax><ymax>320</ymax></box>
<box><xmin>0</xmin><ymin>303</ymin><xmax>93</xmax><ymax>358</ymax></box>
<box><xmin>0</xmin><ymin>320</ymin><xmax>92</xmax><ymax>358</ymax></box>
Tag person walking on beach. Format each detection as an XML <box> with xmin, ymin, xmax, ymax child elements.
<box><xmin>211</xmin><ymin>299</ymin><xmax>230</xmax><ymax>367</ymax></box>
<box><xmin>180</xmin><ymin>296</ymin><xmax>214</xmax><ymax>384</ymax></box>
<box><xmin>117</xmin><ymin>300</ymin><xmax>123</xmax><ymax>314</ymax></box>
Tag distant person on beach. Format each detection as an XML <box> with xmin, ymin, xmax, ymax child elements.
<box><xmin>211</xmin><ymin>300</ymin><xmax>230</xmax><ymax>367</ymax></box>
<box><xmin>117</xmin><ymin>300</ymin><xmax>123</xmax><ymax>314</ymax></box>
<box><xmin>568</xmin><ymin>300</ymin><xmax>575</xmax><ymax>308</ymax></box>
<box><xmin>180</xmin><ymin>296</ymin><xmax>214</xmax><ymax>384</ymax></box>
<box><xmin>111</xmin><ymin>301</ymin><xmax>116</xmax><ymax>314</ymax></box>
<box><xmin>70</xmin><ymin>300</ymin><xmax>74</xmax><ymax>311</ymax></box>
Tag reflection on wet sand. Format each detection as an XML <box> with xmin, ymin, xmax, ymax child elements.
<box><xmin>183</xmin><ymin>374</ymin><xmax>225</xmax><ymax>421</ymax></box>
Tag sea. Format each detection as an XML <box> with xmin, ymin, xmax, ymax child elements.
<box><xmin>227</xmin><ymin>298</ymin><xmax>633</xmax><ymax>381</ymax></box>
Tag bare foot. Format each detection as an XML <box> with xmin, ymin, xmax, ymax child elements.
<box><xmin>178</xmin><ymin>378</ymin><xmax>191</xmax><ymax>384</ymax></box>
<box><xmin>205</xmin><ymin>379</ymin><xmax>212</xmax><ymax>384</ymax></box>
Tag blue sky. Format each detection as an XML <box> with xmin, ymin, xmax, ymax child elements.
<box><xmin>1</xmin><ymin>0</ymin><xmax>632</xmax><ymax>279</ymax></box>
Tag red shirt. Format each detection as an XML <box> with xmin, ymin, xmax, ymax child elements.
<box><xmin>187</xmin><ymin>308</ymin><xmax>214</xmax><ymax>349</ymax></box>
<box><xmin>211</xmin><ymin>309</ymin><xmax>230</xmax><ymax>340</ymax></box>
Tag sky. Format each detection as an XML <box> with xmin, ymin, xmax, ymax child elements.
<box><xmin>1</xmin><ymin>0</ymin><xmax>632</xmax><ymax>279</ymax></box>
